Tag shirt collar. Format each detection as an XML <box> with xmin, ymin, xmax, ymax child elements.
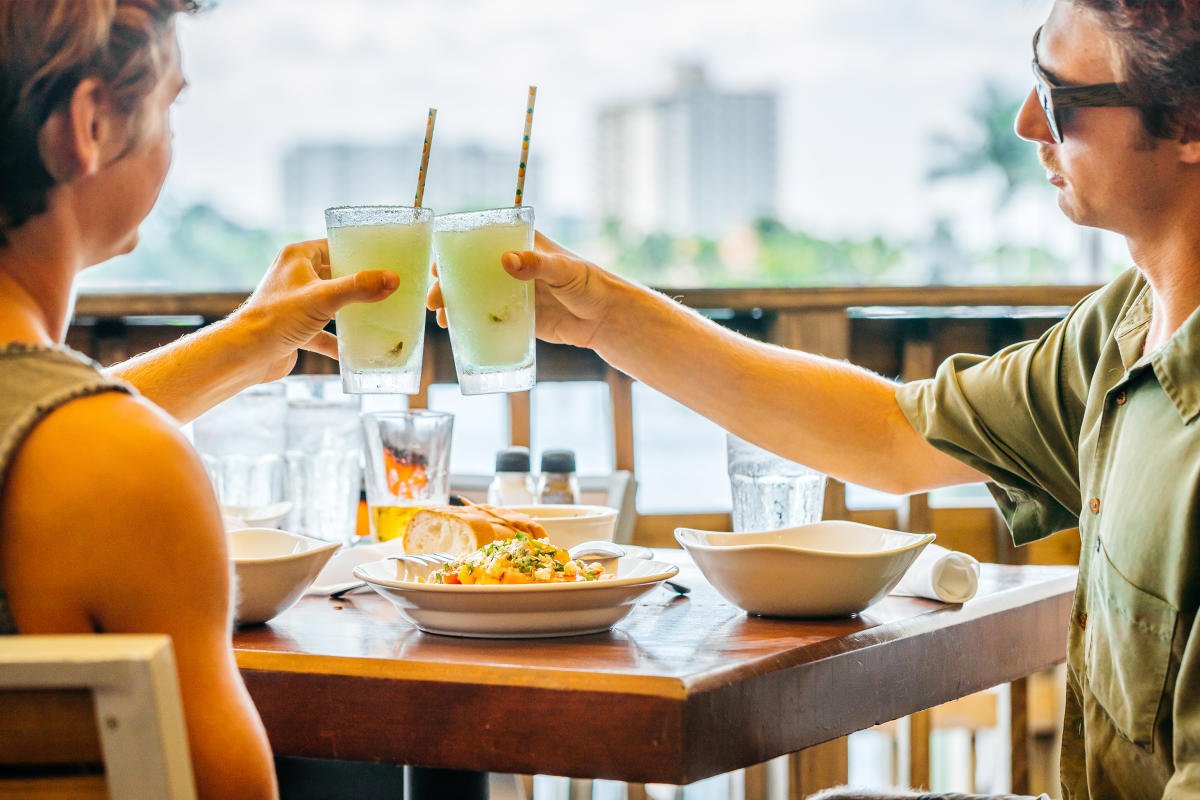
<box><xmin>1152</xmin><ymin>299</ymin><xmax>1200</xmax><ymax>424</ymax></box>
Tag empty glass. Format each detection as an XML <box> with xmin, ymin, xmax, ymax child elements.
<box><xmin>194</xmin><ymin>383</ymin><xmax>288</xmax><ymax>522</ymax></box>
<box><xmin>282</xmin><ymin>375</ymin><xmax>363</xmax><ymax>544</ymax></box>
<box><xmin>726</xmin><ymin>432</ymin><xmax>826</xmax><ymax>532</ymax></box>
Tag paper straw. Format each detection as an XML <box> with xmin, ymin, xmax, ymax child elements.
<box><xmin>514</xmin><ymin>86</ymin><xmax>537</xmax><ymax>207</ymax></box>
<box><xmin>414</xmin><ymin>107</ymin><xmax>437</xmax><ymax>208</ymax></box>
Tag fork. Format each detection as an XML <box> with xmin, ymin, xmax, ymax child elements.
<box><xmin>327</xmin><ymin>553</ymin><xmax>455</xmax><ymax>599</ymax></box>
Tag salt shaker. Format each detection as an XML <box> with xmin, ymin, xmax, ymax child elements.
<box><xmin>487</xmin><ymin>446</ymin><xmax>536</xmax><ymax>505</ymax></box>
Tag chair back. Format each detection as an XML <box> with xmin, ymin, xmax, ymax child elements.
<box><xmin>0</xmin><ymin>634</ymin><xmax>196</xmax><ymax>800</ymax></box>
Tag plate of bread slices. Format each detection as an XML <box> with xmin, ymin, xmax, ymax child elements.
<box><xmin>353</xmin><ymin>503</ymin><xmax>677</xmax><ymax>638</ymax></box>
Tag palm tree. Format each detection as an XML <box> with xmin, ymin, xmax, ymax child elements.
<box><xmin>926</xmin><ymin>81</ymin><xmax>1043</xmax><ymax>208</ymax></box>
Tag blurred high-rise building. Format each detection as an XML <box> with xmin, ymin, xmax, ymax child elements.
<box><xmin>281</xmin><ymin>140</ymin><xmax>540</xmax><ymax>233</ymax></box>
<box><xmin>597</xmin><ymin>63</ymin><xmax>778</xmax><ymax>236</ymax></box>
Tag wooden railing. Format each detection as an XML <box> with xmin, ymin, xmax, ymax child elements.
<box><xmin>70</xmin><ymin>283</ymin><xmax>1094</xmax><ymax>565</ymax></box>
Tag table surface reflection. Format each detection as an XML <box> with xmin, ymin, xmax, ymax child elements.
<box><xmin>233</xmin><ymin>550</ymin><xmax>1076</xmax><ymax>784</ymax></box>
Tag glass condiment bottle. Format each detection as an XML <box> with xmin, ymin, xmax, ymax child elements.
<box><xmin>487</xmin><ymin>446</ymin><xmax>536</xmax><ymax>505</ymax></box>
<box><xmin>537</xmin><ymin>449</ymin><xmax>580</xmax><ymax>505</ymax></box>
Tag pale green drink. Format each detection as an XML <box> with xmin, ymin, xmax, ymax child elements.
<box><xmin>325</xmin><ymin>206</ymin><xmax>433</xmax><ymax>394</ymax></box>
<box><xmin>433</xmin><ymin>207</ymin><xmax>535</xmax><ymax>394</ymax></box>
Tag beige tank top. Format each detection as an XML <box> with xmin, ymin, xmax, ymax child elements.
<box><xmin>0</xmin><ymin>344</ymin><xmax>132</xmax><ymax>634</ymax></box>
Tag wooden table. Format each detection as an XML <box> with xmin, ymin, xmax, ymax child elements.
<box><xmin>233</xmin><ymin>552</ymin><xmax>1075</xmax><ymax>794</ymax></box>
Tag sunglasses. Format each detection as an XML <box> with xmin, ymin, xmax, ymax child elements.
<box><xmin>1031</xmin><ymin>26</ymin><xmax>1138</xmax><ymax>143</ymax></box>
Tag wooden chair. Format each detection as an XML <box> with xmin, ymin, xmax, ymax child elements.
<box><xmin>0</xmin><ymin>634</ymin><xmax>196</xmax><ymax>800</ymax></box>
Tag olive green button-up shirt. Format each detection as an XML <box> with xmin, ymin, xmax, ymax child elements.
<box><xmin>896</xmin><ymin>267</ymin><xmax>1199</xmax><ymax>800</ymax></box>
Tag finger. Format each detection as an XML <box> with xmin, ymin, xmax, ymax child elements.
<box><xmin>426</xmin><ymin>281</ymin><xmax>444</xmax><ymax>311</ymax></box>
<box><xmin>316</xmin><ymin>269</ymin><xmax>399</xmax><ymax>314</ymax></box>
<box><xmin>436</xmin><ymin>308</ymin><xmax>448</xmax><ymax>328</ymax></box>
<box><xmin>431</xmin><ymin>262</ymin><xmax>439</xmax><ymax>278</ymax></box>
<box><xmin>502</xmin><ymin>249</ymin><xmax>583</xmax><ymax>292</ymax></box>
<box><xmin>299</xmin><ymin>330</ymin><xmax>339</xmax><ymax>360</ymax></box>
<box><xmin>315</xmin><ymin>261</ymin><xmax>332</xmax><ymax>280</ymax></box>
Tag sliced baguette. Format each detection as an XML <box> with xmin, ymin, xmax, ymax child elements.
<box><xmin>402</xmin><ymin>505</ymin><xmax>547</xmax><ymax>556</ymax></box>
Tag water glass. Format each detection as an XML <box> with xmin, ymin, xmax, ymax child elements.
<box><xmin>326</xmin><ymin>205</ymin><xmax>434</xmax><ymax>394</ymax></box>
<box><xmin>282</xmin><ymin>375</ymin><xmax>363</xmax><ymax>544</ymax></box>
<box><xmin>361</xmin><ymin>410</ymin><xmax>453</xmax><ymax>542</ymax></box>
<box><xmin>433</xmin><ymin>207</ymin><xmax>535</xmax><ymax>394</ymax></box>
<box><xmin>726</xmin><ymin>432</ymin><xmax>826</xmax><ymax>532</ymax></box>
<box><xmin>193</xmin><ymin>383</ymin><xmax>288</xmax><ymax>519</ymax></box>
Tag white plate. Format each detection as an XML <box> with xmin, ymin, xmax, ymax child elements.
<box><xmin>353</xmin><ymin>556</ymin><xmax>679</xmax><ymax>638</ymax></box>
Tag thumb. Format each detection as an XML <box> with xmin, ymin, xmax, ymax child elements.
<box><xmin>503</xmin><ymin>250</ymin><xmax>588</xmax><ymax>297</ymax></box>
<box><xmin>317</xmin><ymin>269</ymin><xmax>400</xmax><ymax>312</ymax></box>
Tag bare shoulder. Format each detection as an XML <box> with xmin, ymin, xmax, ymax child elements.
<box><xmin>1</xmin><ymin>390</ymin><xmax>228</xmax><ymax>632</ymax></box>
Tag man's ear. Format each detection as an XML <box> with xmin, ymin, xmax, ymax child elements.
<box><xmin>1178</xmin><ymin>122</ymin><xmax>1200</xmax><ymax>164</ymax></box>
<box><xmin>37</xmin><ymin>78</ymin><xmax>110</xmax><ymax>182</ymax></box>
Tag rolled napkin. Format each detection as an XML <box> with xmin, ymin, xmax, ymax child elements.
<box><xmin>892</xmin><ymin>543</ymin><xmax>980</xmax><ymax>603</ymax></box>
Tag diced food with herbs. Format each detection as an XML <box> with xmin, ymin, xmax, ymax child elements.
<box><xmin>426</xmin><ymin>534</ymin><xmax>610</xmax><ymax>585</ymax></box>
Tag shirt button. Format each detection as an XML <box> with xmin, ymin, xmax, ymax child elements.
<box><xmin>1078</xmin><ymin>612</ymin><xmax>1088</xmax><ymax>629</ymax></box>
<box><xmin>1115</xmin><ymin>390</ymin><xmax>1127</xmax><ymax>406</ymax></box>
<box><xmin>1089</xmin><ymin>497</ymin><xmax>1101</xmax><ymax>514</ymax></box>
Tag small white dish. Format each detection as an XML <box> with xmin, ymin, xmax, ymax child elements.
<box><xmin>221</xmin><ymin>500</ymin><xmax>294</xmax><ymax>529</ymax></box>
<box><xmin>353</xmin><ymin>556</ymin><xmax>679</xmax><ymax>638</ymax></box>
<box><xmin>675</xmin><ymin>521</ymin><xmax>935</xmax><ymax>618</ymax></box>
<box><xmin>228</xmin><ymin>527</ymin><xmax>340</xmax><ymax>625</ymax></box>
<box><xmin>498</xmin><ymin>504</ymin><xmax>618</xmax><ymax>549</ymax></box>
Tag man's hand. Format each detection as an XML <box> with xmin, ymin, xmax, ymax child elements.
<box><xmin>426</xmin><ymin>232</ymin><xmax>615</xmax><ymax>349</ymax></box>
<box><xmin>238</xmin><ymin>239</ymin><xmax>398</xmax><ymax>382</ymax></box>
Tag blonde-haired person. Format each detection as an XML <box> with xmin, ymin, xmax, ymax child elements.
<box><xmin>0</xmin><ymin>2</ymin><xmax>401</xmax><ymax>798</ymax></box>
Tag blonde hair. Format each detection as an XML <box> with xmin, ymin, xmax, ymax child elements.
<box><xmin>0</xmin><ymin>0</ymin><xmax>199</xmax><ymax>242</ymax></box>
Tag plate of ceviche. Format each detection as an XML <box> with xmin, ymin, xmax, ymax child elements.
<box><xmin>353</xmin><ymin>534</ymin><xmax>679</xmax><ymax>638</ymax></box>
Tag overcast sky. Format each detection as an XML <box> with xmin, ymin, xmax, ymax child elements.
<box><xmin>165</xmin><ymin>0</ymin><xmax>1055</xmax><ymax>244</ymax></box>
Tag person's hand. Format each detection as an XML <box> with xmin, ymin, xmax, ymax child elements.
<box><xmin>235</xmin><ymin>239</ymin><xmax>398</xmax><ymax>382</ymax></box>
<box><xmin>426</xmin><ymin>232</ymin><xmax>615</xmax><ymax>349</ymax></box>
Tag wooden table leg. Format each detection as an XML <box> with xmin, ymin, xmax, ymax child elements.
<box><xmin>404</xmin><ymin>766</ymin><xmax>488</xmax><ymax>800</ymax></box>
<box><xmin>787</xmin><ymin>737</ymin><xmax>849</xmax><ymax>799</ymax></box>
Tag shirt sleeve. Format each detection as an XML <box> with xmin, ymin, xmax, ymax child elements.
<box><xmin>895</xmin><ymin>309</ymin><xmax>1094</xmax><ymax>546</ymax></box>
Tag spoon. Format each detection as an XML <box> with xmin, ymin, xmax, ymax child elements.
<box><xmin>568</xmin><ymin>541</ymin><xmax>690</xmax><ymax>595</ymax></box>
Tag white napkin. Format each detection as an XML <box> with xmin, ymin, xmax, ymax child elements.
<box><xmin>307</xmin><ymin>538</ymin><xmax>408</xmax><ymax>595</ymax></box>
<box><xmin>892</xmin><ymin>543</ymin><xmax>980</xmax><ymax>603</ymax></box>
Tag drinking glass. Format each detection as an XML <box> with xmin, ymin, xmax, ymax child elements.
<box><xmin>726</xmin><ymin>433</ymin><xmax>826</xmax><ymax>532</ymax></box>
<box><xmin>281</xmin><ymin>375</ymin><xmax>363</xmax><ymax>544</ymax></box>
<box><xmin>361</xmin><ymin>410</ymin><xmax>453</xmax><ymax>542</ymax></box>
<box><xmin>326</xmin><ymin>205</ymin><xmax>434</xmax><ymax>394</ymax></box>
<box><xmin>433</xmin><ymin>206</ymin><xmax>535</xmax><ymax>394</ymax></box>
<box><xmin>194</xmin><ymin>383</ymin><xmax>288</xmax><ymax>522</ymax></box>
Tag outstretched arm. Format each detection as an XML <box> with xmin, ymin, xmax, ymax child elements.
<box><xmin>429</xmin><ymin>233</ymin><xmax>984</xmax><ymax>495</ymax></box>
<box><xmin>109</xmin><ymin>239</ymin><xmax>397</xmax><ymax>423</ymax></box>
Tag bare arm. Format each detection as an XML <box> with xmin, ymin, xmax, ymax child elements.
<box><xmin>430</xmin><ymin>233</ymin><xmax>985</xmax><ymax>495</ymax></box>
<box><xmin>109</xmin><ymin>240</ymin><xmax>398</xmax><ymax>423</ymax></box>
<box><xmin>1</xmin><ymin>393</ymin><xmax>278</xmax><ymax>799</ymax></box>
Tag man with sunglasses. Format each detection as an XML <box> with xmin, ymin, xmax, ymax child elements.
<box><xmin>430</xmin><ymin>1</ymin><xmax>1200</xmax><ymax>796</ymax></box>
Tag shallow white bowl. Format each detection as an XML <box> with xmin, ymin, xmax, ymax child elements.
<box><xmin>227</xmin><ymin>527</ymin><xmax>339</xmax><ymax>625</ymax></box>
<box><xmin>353</xmin><ymin>556</ymin><xmax>677</xmax><ymax>638</ymax></box>
<box><xmin>675</xmin><ymin>521</ymin><xmax>935</xmax><ymax>618</ymax></box>
<box><xmin>499</xmin><ymin>504</ymin><xmax>618</xmax><ymax>549</ymax></box>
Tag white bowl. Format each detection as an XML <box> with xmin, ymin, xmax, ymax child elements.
<box><xmin>675</xmin><ymin>521</ymin><xmax>935</xmax><ymax>618</ymax></box>
<box><xmin>227</xmin><ymin>528</ymin><xmax>340</xmax><ymax>625</ymax></box>
<box><xmin>499</xmin><ymin>504</ymin><xmax>618</xmax><ymax>549</ymax></box>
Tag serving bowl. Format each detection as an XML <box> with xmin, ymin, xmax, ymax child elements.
<box><xmin>227</xmin><ymin>527</ymin><xmax>340</xmax><ymax>625</ymax></box>
<box><xmin>675</xmin><ymin>521</ymin><xmax>935</xmax><ymax>618</ymax></box>
<box><xmin>499</xmin><ymin>504</ymin><xmax>618</xmax><ymax>549</ymax></box>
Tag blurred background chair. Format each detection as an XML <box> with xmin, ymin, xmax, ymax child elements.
<box><xmin>0</xmin><ymin>634</ymin><xmax>195</xmax><ymax>800</ymax></box>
